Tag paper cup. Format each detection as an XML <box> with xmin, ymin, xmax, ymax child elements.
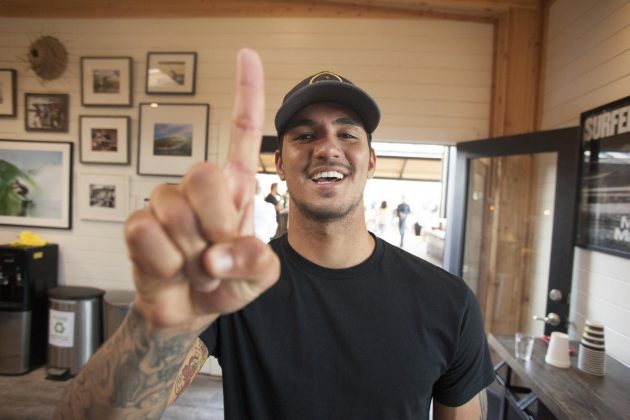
<box><xmin>545</xmin><ymin>331</ymin><xmax>571</xmax><ymax>368</ymax></box>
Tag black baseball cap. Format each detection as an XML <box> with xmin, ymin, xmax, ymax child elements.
<box><xmin>274</xmin><ymin>71</ymin><xmax>381</xmax><ymax>141</ymax></box>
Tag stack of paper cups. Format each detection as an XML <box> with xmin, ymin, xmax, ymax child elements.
<box><xmin>577</xmin><ymin>320</ymin><xmax>606</xmax><ymax>376</ymax></box>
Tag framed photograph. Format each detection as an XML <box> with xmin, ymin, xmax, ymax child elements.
<box><xmin>146</xmin><ymin>52</ymin><xmax>197</xmax><ymax>95</ymax></box>
<box><xmin>25</xmin><ymin>93</ymin><xmax>69</xmax><ymax>132</ymax></box>
<box><xmin>138</xmin><ymin>103</ymin><xmax>209</xmax><ymax>176</ymax></box>
<box><xmin>81</xmin><ymin>57</ymin><xmax>132</xmax><ymax>107</ymax></box>
<box><xmin>0</xmin><ymin>140</ymin><xmax>73</xmax><ymax>229</ymax></box>
<box><xmin>80</xmin><ymin>115</ymin><xmax>130</xmax><ymax>165</ymax></box>
<box><xmin>78</xmin><ymin>174</ymin><xmax>129</xmax><ymax>221</ymax></box>
<box><xmin>576</xmin><ymin>95</ymin><xmax>630</xmax><ymax>259</ymax></box>
<box><xmin>0</xmin><ymin>69</ymin><xmax>17</xmax><ymax>117</ymax></box>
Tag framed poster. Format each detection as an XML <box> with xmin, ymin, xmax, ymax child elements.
<box><xmin>146</xmin><ymin>52</ymin><xmax>197</xmax><ymax>95</ymax></box>
<box><xmin>137</xmin><ymin>103</ymin><xmax>209</xmax><ymax>176</ymax></box>
<box><xmin>81</xmin><ymin>57</ymin><xmax>133</xmax><ymax>107</ymax></box>
<box><xmin>0</xmin><ymin>140</ymin><xmax>73</xmax><ymax>229</ymax></box>
<box><xmin>79</xmin><ymin>115</ymin><xmax>130</xmax><ymax>164</ymax></box>
<box><xmin>576</xmin><ymin>95</ymin><xmax>630</xmax><ymax>259</ymax></box>
<box><xmin>0</xmin><ymin>69</ymin><xmax>17</xmax><ymax>117</ymax></box>
<box><xmin>24</xmin><ymin>93</ymin><xmax>69</xmax><ymax>132</ymax></box>
<box><xmin>78</xmin><ymin>174</ymin><xmax>129</xmax><ymax>221</ymax></box>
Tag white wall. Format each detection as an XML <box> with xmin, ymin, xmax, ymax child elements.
<box><xmin>0</xmin><ymin>17</ymin><xmax>493</xmax><ymax>289</ymax></box>
<box><xmin>541</xmin><ymin>0</ymin><xmax>630</xmax><ymax>366</ymax></box>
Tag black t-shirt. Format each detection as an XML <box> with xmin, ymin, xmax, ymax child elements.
<box><xmin>199</xmin><ymin>234</ymin><xmax>494</xmax><ymax>420</ymax></box>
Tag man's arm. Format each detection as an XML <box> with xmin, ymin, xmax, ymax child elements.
<box><xmin>53</xmin><ymin>49</ymin><xmax>280</xmax><ymax>419</ymax></box>
<box><xmin>167</xmin><ymin>338</ymin><xmax>210</xmax><ymax>405</ymax></box>
<box><xmin>433</xmin><ymin>390</ymin><xmax>488</xmax><ymax>420</ymax></box>
<box><xmin>53</xmin><ymin>308</ymin><xmax>216</xmax><ymax>419</ymax></box>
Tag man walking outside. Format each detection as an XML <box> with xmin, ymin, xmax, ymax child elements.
<box><xmin>396</xmin><ymin>196</ymin><xmax>411</xmax><ymax>247</ymax></box>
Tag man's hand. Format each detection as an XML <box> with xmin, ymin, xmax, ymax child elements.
<box><xmin>126</xmin><ymin>49</ymin><xmax>280</xmax><ymax>330</ymax></box>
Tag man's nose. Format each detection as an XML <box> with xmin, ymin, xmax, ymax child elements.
<box><xmin>313</xmin><ymin>132</ymin><xmax>342</xmax><ymax>159</ymax></box>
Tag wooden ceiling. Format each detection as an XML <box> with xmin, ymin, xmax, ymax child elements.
<box><xmin>0</xmin><ymin>0</ymin><xmax>541</xmax><ymax>20</ymax></box>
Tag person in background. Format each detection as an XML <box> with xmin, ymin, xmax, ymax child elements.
<box><xmin>396</xmin><ymin>196</ymin><xmax>411</xmax><ymax>247</ymax></box>
<box><xmin>253</xmin><ymin>178</ymin><xmax>278</xmax><ymax>243</ymax></box>
<box><xmin>375</xmin><ymin>200</ymin><xmax>389</xmax><ymax>238</ymax></box>
<box><xmin>264</xmin><ymin>182</ymin><xmax>283</xmax><ymax>218</ymax></box>
<box><xmin>54</xmin><ymin>50</ymin><xmax>493</xmax><ymax>420</ymax></box>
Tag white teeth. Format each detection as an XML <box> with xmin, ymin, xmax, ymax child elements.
<box><xmin>313</xmin><ymin>171</ymin><xmax>344</xmax><ymax>181</ymax></box>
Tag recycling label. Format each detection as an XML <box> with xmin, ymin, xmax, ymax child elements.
<box><xmin>49</xmin><ymin>309</ymin><xmax>75</xmax><ymax>348</ymax></box>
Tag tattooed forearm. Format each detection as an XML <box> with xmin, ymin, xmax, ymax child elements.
<box><xmin>172</xmin><ymin>340</ymin><xmax>210</xmax><ymax>402</ymax></box>
<box><xmin>53</xmin><ymin>307</ymin><xmax>211</xmax><ymax>420</ymax></box>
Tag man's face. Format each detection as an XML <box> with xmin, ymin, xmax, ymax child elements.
<box><xmin>275</xmin><ymin>102</ymin><xmax>376</xmax><ymax>222</ymax></box>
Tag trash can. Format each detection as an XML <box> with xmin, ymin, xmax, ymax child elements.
<box><xmin>46</xmin><ymin>286</ymin><xmax>104</xmax><ymax>380</ymax></box>
<box><xmin>103</xmin><ymin>289</ymin><xmax>136</xmax><ymax>340</ymax></box>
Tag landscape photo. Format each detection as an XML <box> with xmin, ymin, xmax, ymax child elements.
<box><xmin>93</xmin><ymin>69</ymin><xmax>121</xmax><ymax>93</ymax></box>
<box><xmin>153</xmin><ymin>123</ymin><xmax>193</xmax><ymax>156</ymax></box>
<box><xmin>152</xmin><ymin>60</ymin><xmax>185</xmax><ymax>86</ymax></box>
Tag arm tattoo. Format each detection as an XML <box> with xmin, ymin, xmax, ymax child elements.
<box><xmin>173</xmin><ymin>340</ymin><xmax>209</xmax><ymax>400</ymax></box>
<box><xmin>53</xmin><ymin>307</ymin><xmax>202</xmax><ymax>419</ymax></box>
<box><xmin>479</xmin><ymin>389</ymin><xmax>488</xmax><ymax>420</ymax></box>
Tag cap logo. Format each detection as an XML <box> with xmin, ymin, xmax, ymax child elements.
<box><xmin>309</xmin><ymin>71</ymin><xmax>343</xmax><ymax>84</ymax></box>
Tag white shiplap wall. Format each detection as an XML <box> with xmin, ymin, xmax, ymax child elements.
<box><xmin>541</xmin><ymin>0</ymin><xmax>630</xmax><ymax>366</ymax></box>
<box><xmin>0</xmin><ymin>17</ymin><xmax>493</xmax><ymax>291</ymax></box>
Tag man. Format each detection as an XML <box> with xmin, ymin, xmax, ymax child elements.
<box><xmin>397</xmin><ymin>196</ymin><xmax>411</xmax><ymax>247</ymax></box>
<box><xmin>54</xmin><ymin>49</ymin><xmax>494</xmax><ymax>419</ymax></box>
<box><xmin>264</xmin><ymin>182</ymin><xmax>282</xmax><ymax>217</ymax></box>
<box><xmin>253</xmin><ymin>178</ymin><xmax>278</xmax><ymax>243</ymax></box>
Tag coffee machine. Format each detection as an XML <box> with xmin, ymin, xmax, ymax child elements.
<box><xmin>0</xmin><ymin>244</ymin><xmax>58</xmax><ymax>374</ymax></box>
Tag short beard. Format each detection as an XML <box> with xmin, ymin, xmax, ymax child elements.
<box><xmin>292</xmin><ymin>193</ymin><xmax>364</xmax><ymax>223</ymax></box>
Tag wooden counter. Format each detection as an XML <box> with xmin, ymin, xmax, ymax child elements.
<box><xmin>488</xmin><ymin>333</ymin><xmax>630</xmax><ymax>420</ymax></box>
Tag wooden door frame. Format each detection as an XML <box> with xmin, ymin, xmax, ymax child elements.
<box><xmin>444</xmin><ymin>127</ymin><xmax>581</xmax><ymax>334</ymax></box>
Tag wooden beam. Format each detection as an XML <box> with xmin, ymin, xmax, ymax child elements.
<box><xmin>0</xmin><ymin>0</ymin><xmax>536</xmax><ymax>20</ymax></box>
<box><xmin>489</xmin><ymin>5</ymin><xmax>543</xmax><ymax>136</ymax></box>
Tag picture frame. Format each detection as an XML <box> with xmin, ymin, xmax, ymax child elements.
<box><xmin>138</xmin><ymin>103</ymin><xmax>209</xmax><ymax>176</ymax></box>
<box><xmin>576</xmin><ymin>95</ymin><xmax>630</xmax><ymax>259</ymax></box>
<box><xmin>81</xmin><ymin>57</ymin><xmax>133</xmax><ymax>107</ymax></box>
<box><xmin>0</xmin><ymin>69</ymin><xmax>17</xmax><ymax>117</ymax></box>
<box><xmin>146</xmin><ymin>52</ymin><xmax>197</xmax><ymax>95</ymax></box>
<box><xmin>0</xmin><ymin>140</ymin><xmax>73</xmax><ymax>229</ymax></box>
<box><xmin>24</xmin><ymin>93</ymin><xmax>69</xmax><ymax>132</ymax></box>
<box><xmin>79</xmin><ymin>115</ymin><xmax>130</xmax><ymax>165</ymax></box>
<box><xmin>78</xmin><ymin>174</ymin><xmax>129</xmax><ymax>222</ymax></box>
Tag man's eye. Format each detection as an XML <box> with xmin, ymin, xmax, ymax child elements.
<box><xmin>339</xmin><ymin>132</ymin><xmax>357</xmax><ymax>139</ymax></box>
<box><xmin>294</xmin><ymin>133</ymin><xmax>313</xmax><ymax>141</ymax></box>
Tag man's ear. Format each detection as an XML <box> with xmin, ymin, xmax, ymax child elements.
<box><xmin>275</xmin><ymin>150</ymin><xmax>285</xmax><ymax>181</ymax></box>
<box><xmin>367</xmin><ymin>147</ymin><xmax>376</xmax><ymax>179</ymax></box>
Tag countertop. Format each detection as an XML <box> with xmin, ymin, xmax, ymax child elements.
<box><xmin>488</xmin><ymin>333</ymin><xmax>630</xmax><ymax>420</ymax></box>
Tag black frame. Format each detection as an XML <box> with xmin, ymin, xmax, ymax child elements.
<box><xmin>137</xmin><ymin>102</ymin><xmax>209</xmax><ymax>176</ymax></box>
<box><xmin>80</xmin><ymin>56</ymin><xmax>133</xmax><ymax>107</ymax></box>
<box><xmin>0</xmin><ymin>69</ymin><xmax>17</xmax><ymax>117</ymax></box>
<box><xmin>0</xmin><ymin>139</ymin><xmax>73</xmax><ymax>229</ymax></box>
<box><xmin>24</xmin><ymin>93</ymin><xmax>69</xmax><ymax>133</ymax></box>
<box><xmin>576</xmin><ymin>96</ymin><xmax>630</xmax><ymax>259</ymax></box>
<box><xmin>145</xmin><ymin>52</ymin><xmax>197</xmax><ymax>95</ymax></box>
<box><xmin>444</xmin><ymin>127</ymin><xmax>581</xmax><ymax>335</ymax></box>
<box><xmin>79</xmin><ymin>115</ymin><xmax>131</xmax><ymax>165</ymax></box>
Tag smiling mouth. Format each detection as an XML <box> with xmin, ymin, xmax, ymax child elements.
<box><xmin>311</xmin><ymin>170</ymin><xmax>346</xmax><ymax>184</ymax></box>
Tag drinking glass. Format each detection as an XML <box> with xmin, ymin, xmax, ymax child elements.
<box><xmin>515</xmin><ymin>332</ymin><xmax>535</xmax><ymax>361</ymax></box>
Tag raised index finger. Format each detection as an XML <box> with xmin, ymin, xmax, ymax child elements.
<box><xmin>224</xmin><ymin>49</ymin><xmax>265</xmax><ymax>213</ymax></box>
<box><xmin>226</xmin><ymin>48</ymin><xmax>265</xmax><ymax>175</ymax></box>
